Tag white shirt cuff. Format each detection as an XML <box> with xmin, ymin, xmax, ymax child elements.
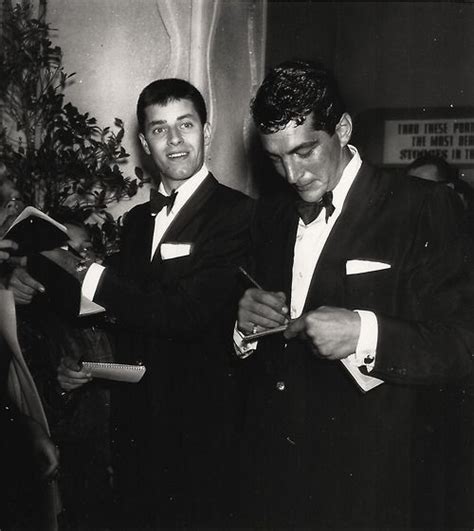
<box><xmin>82</xmin><ymin>263</ymin><xmax>105</xmax><ymax>301</ymax></box>
<box><xmin>350</xmin><ymin>309</ymin><xmax>378</xmax><ymax>372</ymax></box>
<box><xmin>233</xmin><ymin>322</ymin><xmax>258</xmax><ymax>359</ymax></box>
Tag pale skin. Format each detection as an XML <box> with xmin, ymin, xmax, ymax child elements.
<box><xmin>237</xmin><ymin>112</ymin><xmax>361</xmax><ymax>360</ymax></box>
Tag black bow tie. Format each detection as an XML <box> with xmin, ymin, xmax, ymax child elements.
<box><xmin>150</xmin><ymin>188</ymin><xmax>178</xmax><ymax>216</ymax></box>
<box><xmin>295</xmin><ymin>191</ymin><xmax>335</xmax><ymax>225</ymax></box>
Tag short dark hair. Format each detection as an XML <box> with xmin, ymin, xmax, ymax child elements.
<box><xmin>251</xmin><ymin>60</ymin><xmax>346</xmax><ymax>135</ymax></box>
<box><xmin>406</xmin><ymin>155</ymin><xmax>453</xmax><ymax>183</ymax></box>
<box><xmin>137</xmin><ymin>78</ymin><xmax>207</xmax><ymax>132</ymax></box>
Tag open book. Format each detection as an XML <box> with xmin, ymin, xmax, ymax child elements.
<box><xmin>4</xmin><ymin>206</ymin><xmax>69</xmax><ymax>254</ymax></box>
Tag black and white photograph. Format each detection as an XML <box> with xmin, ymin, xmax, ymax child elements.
<box><xmin>0</xmin><ymin>1</ymin><xmax>473</xmax><ymax>529</ymax></box>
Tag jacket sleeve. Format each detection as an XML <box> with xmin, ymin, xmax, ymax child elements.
<box><xmin>93</xmin><ymin>197</ymin><xmax>253</xmax><ymax>340</ymax></box>
<box><xmin>372</xmin><ymin>186</ymin><xmax>474</xmax><ymax>385</ymax></box>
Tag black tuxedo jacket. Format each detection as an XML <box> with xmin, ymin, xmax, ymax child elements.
<box><xmin>241</xmin><ymin>163</ymin><xmax>474</xmax><ymax>528</ymax></box>
<box><xmin>93</xmin><ymin>173</ymin><xmax>253</xmax><ymax>526</ymax></box>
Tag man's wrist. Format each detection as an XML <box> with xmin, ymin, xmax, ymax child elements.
<box><xmin>233</xmin><ymin>322</ymin><xmax>257</xmax><ymax>358</ymax></box>
<box><xmin>353</xmin><ymin>310</ymin><xmax>378</xmax><ymax>371</ymax></box>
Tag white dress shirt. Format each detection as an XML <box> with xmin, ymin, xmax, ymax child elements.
<box><xmin>234</xmin><ymin>146</ymin><xmax>378</xmax><ymax>371</ymax></box>
<box><xmin>82</xmin><ymin>164</ymin><xmax>210</xmax><ymax>301</ymax></box>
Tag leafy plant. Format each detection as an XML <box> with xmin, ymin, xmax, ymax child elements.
<box><xmin>0</xmin><ymin>0</ymin><xmax>144</xmax><ymax>257</ymax></box>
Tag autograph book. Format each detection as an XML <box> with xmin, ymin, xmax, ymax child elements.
<box><xmin>4</xmin><ymin>206</ymin><xmax>69</xmax><ymax>255</ymax></box>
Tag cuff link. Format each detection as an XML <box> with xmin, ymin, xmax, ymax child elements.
<box><xmin>276</xmin><ymin>381</ymin><xmax>285</xmax><ymax>391</ymax></box>
<box><xmin>364</xmin><ymin>355</ymin><xmax>375</xmax><ymax>365</ymax></box>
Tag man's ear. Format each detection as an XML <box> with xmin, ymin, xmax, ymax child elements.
<box><xmin>335</xmin><ymin>113</ymin><xmax>352</xmax><ymax>147</ymax></box>
<box><xmin>139</xmin><ymin>132</ymin><xmax>151</xmax><ymax>155</ymax></box>
<box><xmin>203</xmin><ymin>122</ymin><xmax>211</xmax><ymax>147</ymax></box>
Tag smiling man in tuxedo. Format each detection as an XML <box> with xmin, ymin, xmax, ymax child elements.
<box><xmin>21</xmin><ymin>79</ymin><xmax>252</xmax><ymax>528</ymax></box>
<box><xmin>235</xmin><ymin>60</ymin><xmax>474</xmax><ymax>529</ymax></box>
<box><xmin>92</xmin><ymin>79</ymin><xmax>251</xmax><ymax>528</ymax></box>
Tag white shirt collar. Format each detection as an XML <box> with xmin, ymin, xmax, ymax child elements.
<box><xmin>298</xmin><ymin>145</ymin><xmax>361</xmax><ymax>227</ymax></box>
<box><xmin>157</xmin><ymin>163</ymin><xmax>209</xmax><ymax>215</ymax></box>
<box><xmin>331</xmin><ymin>144</ymin><xmax>362</xmax><ymax>214</ymax></box>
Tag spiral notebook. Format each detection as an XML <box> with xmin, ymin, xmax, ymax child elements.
<box><xmin>81</xmin><ymin>362</ymin><xmax>146</xmax><ymax>383</ymax></box>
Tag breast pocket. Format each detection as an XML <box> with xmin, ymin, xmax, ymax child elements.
<box><xmin>161</xmin><ymin>253</ymin><xmax>194</xmax><ymax>280</ymax></box>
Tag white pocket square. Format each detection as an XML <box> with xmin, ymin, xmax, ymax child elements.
<box><xmin>160</xmin><ymin>242</ymin><xmax>192</xmax><ymax>260</ymax></box>
<box><xmin>346</xmin><ymin>259</ymin><xmax>391</xmax><ymax>275</ymax></box>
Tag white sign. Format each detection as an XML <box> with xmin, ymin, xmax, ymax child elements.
<box><xmin>383</xmin><ymin>118</ymin><xmax>474</xmax><ymax>164</ymax></box>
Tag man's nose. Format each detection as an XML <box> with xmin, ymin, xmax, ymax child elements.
<box><xmin>167</xmin><ymin>127</ymin><xmax>183</xmax><ymax>146</ymax></box>
<box><xmin>283</xmin><ymin>159</ymin><xmax>301</xmax><ymax>184</ymax></box>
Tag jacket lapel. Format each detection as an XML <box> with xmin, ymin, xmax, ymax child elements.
<box><xmin>129</xmin><ymin>206</ymin><xmax>155</xmax><ymax>273</ymax></box>
<box><xmin>302</xmin><ymin>163</ymin><xmax>380</xmax><ymax>311</ymax></box>
<box><xmin>281</xmin><ymin>207</ymin><xmax>299</xmax><ymax>306</ymax></box>
<box><xmin>150</xmin><ymin>173</ymin><xmax>217</xmax><ymax>265</ymax></box>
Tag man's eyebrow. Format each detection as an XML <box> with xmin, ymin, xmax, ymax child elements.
<box><xmin>265</xmin><ymin>140</ymin><xmax>318</xmax><ymax>158</ymax></box>
<box><xmin>287</xmin><ymin>140</ymin><xmax>318</xmax><ymax>155</ymax></box>
<box><xmin>147</xmin><ymin>114</ymin><xmax>195</xmax><ymax>127</ymax></box>
<box><xmin>148</xmin><ymin>119</ymin><xmax>167</xmax><ymax>127</ymax></box>
<box><xmin>177</xmin><ymin>113</ymin><xmax>195</xmax><ymax>121</ymax></box>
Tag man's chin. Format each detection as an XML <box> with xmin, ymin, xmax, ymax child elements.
<box><xmin>297</xmin><ymin>190</ymin><xmax>325</xmax><ymax>203</ymax></box>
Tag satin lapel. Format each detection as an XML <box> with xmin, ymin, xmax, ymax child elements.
<box><xmin>258</xmin><ymin>193</ymin><xmax>299</xmax><ymax>304</ymax></box>
<box><xmin>282</xmin><ymin>208</ymin><xmax>299</xmax><ymax>306</ymax></box>
<box><xmin>302</xmin><ymin>164</ymin><xmax>379</xmax><ymax>311</ymax></box>
<box><xmin>130</xmin><ymin>206</ymin><xmax>155</xmax><ymax>273</ymax></box>
<box><xmin>150</xmin><ymin>174</ymin><xmax>217</xmax><ymax>265</ymax></box>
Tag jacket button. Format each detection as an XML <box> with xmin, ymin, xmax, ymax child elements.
<box><xmin>276</xmin><ymin>381</ymin><xmax>285</xmax><ymax>391</ymax></box>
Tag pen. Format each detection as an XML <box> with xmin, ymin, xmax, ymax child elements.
<box><xmin>238</xmin><ymin>266</ymin><xmax>264</xmax><ymax>290</ymax></box>
<box><xmin>241</xmin><ymin>324</ymin><xmax>288</xmax><ymax>342</ymax></box>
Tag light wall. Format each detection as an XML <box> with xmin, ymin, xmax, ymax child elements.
<box><xmin>47</xmin><ymin>0</ymin><xmax>266</xmax><ymax>218</ymax></box>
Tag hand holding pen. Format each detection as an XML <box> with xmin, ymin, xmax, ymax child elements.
<box><xmin>237</xmin><ymin>266</ymin><xmax>290</xmax><ymax>341</ymax></box>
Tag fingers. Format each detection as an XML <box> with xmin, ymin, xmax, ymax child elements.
<box><xmin>0</xmin><ymin>239</ymin><xmax>18</xmax><ymax>251</ymax></box>
<box><xmin>0</xmin><ymin>239</ymin><xmax>18</xmax><ymax>262</ymax></box>
<box><xmin>238</xmin><ymin>288</ymin><xmax>289</xmax><ymax>334</ymax></box>
<box><xmin>284</xmin><ymin>307</ymin><xmax>361</xmax><ymax>359</ymax></box>
<box><xmin>57</xmin><ymin>357</ymin><xmax>92</xmax><ymax>391</ymax></box>
<box><xmin>8</xmin><ymin>255</ymin><xmax>27</xmax><ymax>267</ymax></box>
<box><xmin>8</xmin><ymin>267</ymin><xmax>45</xmax><ymax>305</ymax></box>
<box><xmin>283</xmin><ymin>315</ymin><xmax>308</xmax><ymax>339</ymax></box>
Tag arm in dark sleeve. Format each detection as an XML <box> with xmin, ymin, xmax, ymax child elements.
<box><xmin>372</xmin><ymin>186</ymin><xmax>474</xmax><ymax>385</ymax></box>
<box><xmin>94</xmin><ymin>197</ymin><xmax>253</xmax><ymax>339</ymax></box>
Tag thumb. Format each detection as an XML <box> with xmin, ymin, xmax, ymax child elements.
<box><xmin>284</xmin><ymin>315</ymin><xmax>306</xmax><ymax>339</ymax></box>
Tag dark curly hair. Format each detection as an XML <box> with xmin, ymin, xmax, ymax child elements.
<box><xmin>251</xmin><ymin>60</ymin><xmax>346</xmax><ymax>135</ymax></box>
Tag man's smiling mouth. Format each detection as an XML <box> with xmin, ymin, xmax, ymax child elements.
<box><xmin>168</xmin><ymin>152</ymin><xmax>188</xmax><ymax>160</ymax></box>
